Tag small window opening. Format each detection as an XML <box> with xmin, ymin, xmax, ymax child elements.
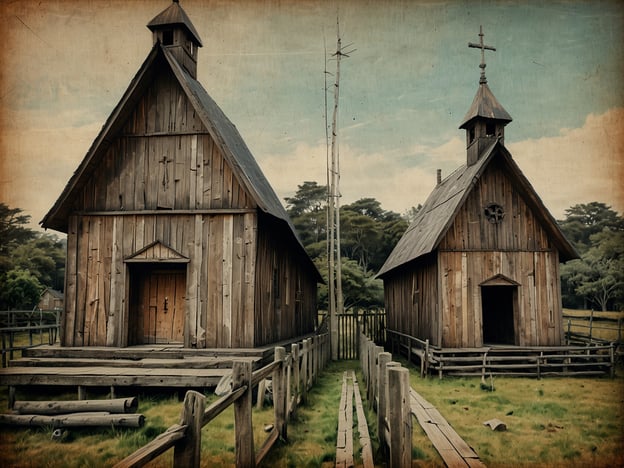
<box><xmin>469</xmin><ymin>127</ymin><xmax>475</xmax><ymax>143</ymax></box>
<box><xmin>162</xmin><ymin>30</ymin><xmax>174</xmax><ymax>46</ymax></box>
<box><xmin>486</xmin><ymin>122</ymin><xmax>496</xmax><ymax>137</ymax></box>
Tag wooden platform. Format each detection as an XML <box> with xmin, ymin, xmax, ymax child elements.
<box><xmin>0</xmin><ymin>344</ymin><xmax>276</xmax><ymax>394</ymax></box>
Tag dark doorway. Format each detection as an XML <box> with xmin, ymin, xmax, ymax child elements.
<box><xmin>129</xmin><ymin>263</ymin><xmax>186</xmax><ymax>345</ymax></box>
<box><xmin>481</xmin><ymin>285</ymin><xmax>516</xmax><ymax>345</ymax></box>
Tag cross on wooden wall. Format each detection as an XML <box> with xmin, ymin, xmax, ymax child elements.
<box><xmin>468</xmin><ymin>25</ymin><xmax>496</xmax><ymax>84</ymax></box>
<box><xmin>159</xmin><ymin>155</ymin><xmax>173</xmax><ymax>190</ymax></box>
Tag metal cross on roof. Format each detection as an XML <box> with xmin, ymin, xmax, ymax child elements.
<box><xmin>468</xmin><ymin>25</ymin><xmax>496</xmax><ymax>84</ymax></box>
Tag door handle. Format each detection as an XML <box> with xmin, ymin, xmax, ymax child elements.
<box><xmin>163</xmin><ymin>297</ymin><xmax>168</xmax><ymax>314</ymax></box>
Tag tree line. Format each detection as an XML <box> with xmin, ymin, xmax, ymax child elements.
<box><xmin>1</xmin><ymin>196</ymin><xmax>622</xmax><ymax>312</ymax></box>
<box><xmin>0</xmin><ymin>204</ymin><xmax>65</xmax><ymax>310</ymax></box>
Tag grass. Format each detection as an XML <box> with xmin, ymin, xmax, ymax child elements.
<box><xmin>407</xmin><ymin>367</ymin><xmax>624</xmax><ymax>467</ymax></box>
<box><xmin>0</xmin><ymin>358</ymin><xmax>623</xmax><ymax>467</ymax></box>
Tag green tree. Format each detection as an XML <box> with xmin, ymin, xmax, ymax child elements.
<box><xmin>558</xmin><ymin>202</ymin><xmax>624</xmax><ymax>253</ymax></box>
<box><xmin>0</xmin><ymin>268</ymin><xmax>43</xmax><ymax>310</ymax></box>
<box><xmin>11</xmin><ymin>234</ymin><xmax>66</xmax><ymax>291</ymax></box>
<box><xmin>562</xmin><ymin>228</ymin><xmax>624</xmax><ymax>311</ymax></box>
<box><xmin>0</xmin><ymin>204</ymin><xmax>36</xmax><ymax>275</ymax></box>
<box><xmin>0</xmin><ymin>204</ymin><xmax>67</xmax><ymax>310</ymax></box>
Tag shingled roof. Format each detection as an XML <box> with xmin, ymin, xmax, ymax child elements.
<box><xmin>146</xmin><ymin>0</ymin><xmax>203</xmax><ymax>46</ymax></box>
<box><xmin>377</xmin><ymin>140</ymin><xmax>578</xmax><ymax>278</ymax></box>
<box><xmin>459</xmin><ymin>82</ymin><xmax>512</xmax><ymax>129</ymax></box>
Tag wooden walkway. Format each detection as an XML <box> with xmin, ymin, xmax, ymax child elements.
<box><xmin>410</xmin><ymin>388</ymin><xmax>486</xmax><ymax>468</ymax></box>
<box><xmin>336</xmin><ymin>371</ymin><xmax>374</xmax><ymax>468</ymax></box>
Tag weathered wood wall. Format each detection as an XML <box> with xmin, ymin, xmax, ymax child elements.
<box><xmin>437</xmin><ymin>250</ymin><xmax>562</xmax><ymax>347</ymax></box>
<box><xmin>383</xmin><ymin>255</ymin><xmax>439</xmax><ymax>346</ymax></box>
<box><xmin>439</xmin><ymin>160</ymin><xmax>553</xmax><ymax>252</ymax></box>
<box><xmin>63</xmin><ymin>213</ymin><xmax>257</xmax><ymax>348</ymax></box>
<box><xmin>254</xmin><ymin>214</ymin><xmax>318</xmax><ymax>347</ymax></box>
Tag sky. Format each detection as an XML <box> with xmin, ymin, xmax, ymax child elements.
<box><xmin>1</xmin><ymin>0</ymin><xmax>623</xmax><ymax>233</ymax></box>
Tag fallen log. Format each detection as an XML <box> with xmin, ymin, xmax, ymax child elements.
<box><xmin>0</xmin><ymin>412</ymin><xmax>145</xmax><ymax>428</ymax></box>
<box><xmin>13</xmin><ymin>397</ymin><xmax>138</xmax><ymax>415</ymax></box>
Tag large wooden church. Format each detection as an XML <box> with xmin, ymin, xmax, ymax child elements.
<box><xmin>378</xmin><ymin>29</ymin><xmax>578</xmax><ymax>349</ymax></box>
<box><xmin>41</xmin><ymin>1</ymin><xmax>321</xmax><ymax>349</ymax></box>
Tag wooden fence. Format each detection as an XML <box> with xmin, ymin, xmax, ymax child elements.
<box><xmin>386</xmin><ymin>329</ymin><xmax>616</xmax><ymax>379</ymax></box>
<box><xmin>359</xmin><ymin>333</ymin><xmax>411</xmax><ymax>468</ymax></box>
<box><xmin>334</xmin><ymin>308</ymin><xmax>385</xmax><ymax>360</ymax></box>
<box><xmin>114</xmin><ymin>333</ymin><xmax>329</xmax><ymax>468</ymax></box>
<box><xmin>564</xmin><ymin>310</ymin><xmax>623</xmax><ymax>345</ymax></box>
<box><xmin>1</xmin><ymin>310</ymin><xmax>60</xmax><ymax>367</ymax></box>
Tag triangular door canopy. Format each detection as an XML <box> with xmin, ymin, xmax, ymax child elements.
<box><xmin>479</xmin><ymin>274</ymin><xmax>520</xmax><ymax>287</ymax></box>
<box><xmin>125</xmin><ymin>241</ymin><xmax>189</xmax><ymax>263</ymax></box>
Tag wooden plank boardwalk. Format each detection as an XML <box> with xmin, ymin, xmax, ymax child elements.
<box><xmin>410</xmin><ymin>388</ymin><xmax>486</xmax><ymax>468</ymax></box>
<box><xmin>336</xmin><ymin>371</ymin><xmax>374</xmax><ymax>468</ymax></box>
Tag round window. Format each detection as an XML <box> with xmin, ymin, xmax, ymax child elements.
<box><xmin>484</xmin><ymin>203</ymin><xmax>505</xmax><ymax>224</ymax></box>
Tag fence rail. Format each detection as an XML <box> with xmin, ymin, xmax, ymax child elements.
<box><xmin>563</xmin><ymin>311</ymin><xmax>623</xmax><ymax>345</ymax></box>
<box><xmin>1</xmin><ymin>310</ymin><xmax>60</xmax><ymax>367</ymax></box>
<box><xmin>114</xmin><ymin>333</ymin><xmax>329</xmax><ymax>468</ymax></box>
<box><xmin>386</xmin><ymin>329</ymin><xmax>616</xmax><ymax>379</ymax></box>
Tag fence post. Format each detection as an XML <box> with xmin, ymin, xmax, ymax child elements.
<box><xmin>232</xmin><ymin>360</ymin><xmax>254</xmax><ymax>468</ymax></box>
<box><xmin>273</xmin><ymin>347</ymin><xmax>287</xmax><ymax>441</ymax></box>
<box><xmin>387</xmin><ymin>366</ymin><xmax>411</xmax><ymax>468</ymax></box>
<box><xmin>589</xmin><ymin>309</ymin><xmax>594</xmax><ymax>343</ymax></box>
<box><xmin>377</xmin><ymin>352</ymin><xmax>392</xmax><ymax>446</ymax></box>
<box><xmin>173</xmin><ymin>390</ymin><xmax>206</xmax><ymax>468</ymax></box>
<box><xmin>301</xmin><ymin>339</ymin><xmax>309</xmax><ymax>404</ymax></box>
<box><xmin>291</xmin><ymin>343</ymin><xmax>300</xmax><ymax>413</ymax></box>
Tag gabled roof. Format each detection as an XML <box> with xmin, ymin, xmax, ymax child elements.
<box><xmin>459</xmin><ymin>82</ymin><xmax>512</xmax><ymax>129</ymax></box>
<box><xmin>40</xmin><ymin>43</ymin><xmax>321</xmax><ymax>279</ymax></box>
<box><xmin>147</xmin><ymin>0</ymin><xmax>203</xmax><ymax>46</ymax></box>
<box><xmin>377</xmin><ymin>140</ymin><xmax>578</xmax><ymax>278</ymax></box>
<box><xmin>42</xmin><ymin>43</ymin><xmax>292</xmax><ymax>233</ymax></box>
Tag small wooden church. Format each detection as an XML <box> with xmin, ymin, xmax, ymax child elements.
<box><xmin>41</xmin><ymin>1</ymin><xmax>321</xmax><ymax>349</ymax></box>
<box><xmin>377</xmin><ymin>29</ymin><xmax>578</xmax><ymax>348</ymax></box>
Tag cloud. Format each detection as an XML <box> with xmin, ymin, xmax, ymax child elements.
<box><xmin>260</xmin><ymin>108</ymin><xmax>624</xmax><ymax>220</ymax></box>
<box><xmin>508</xmin><ymin>107</ymin><xmax>624</xmax><ymax>218</ymax></box>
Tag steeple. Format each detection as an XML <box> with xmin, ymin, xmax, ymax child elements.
<box><xmin>459</xmin><ymin>26</ymin><xmax>512</xmax><ymax>166</ymax></box>
<box><xmin>147</xmin><ymin>0</ymin><xmax>203</xmax><ymax>78</ymax></box>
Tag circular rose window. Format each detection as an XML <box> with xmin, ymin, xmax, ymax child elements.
<box><xmin>484</xmin><ymin>203</ymin><xmax>505</xmax><ymax>224</ymax></box>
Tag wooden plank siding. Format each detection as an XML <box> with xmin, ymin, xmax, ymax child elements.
<box><xmin>383</xmin><ymin>255</ymin><xmax>439</xmax><ymax>347</ymax></box>
<box><xmin>63</xmin><ymin>213</ymin><xmax>258</xmax><ymax>349</ymax></box>
<box><xmin>254</xmin><ymin>215</ymin><xmax>318</xmax><ymax>347</ymax></box>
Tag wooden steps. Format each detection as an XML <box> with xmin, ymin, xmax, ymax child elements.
<box><xmin>0</xmin><ymin>344</ymin><xmax>281</xmax><ymax>401</ymax></box>
<box><xmin>0</xmin><ymin>365</ymin><xmax>229</xmax><ymax>388</ymax></box>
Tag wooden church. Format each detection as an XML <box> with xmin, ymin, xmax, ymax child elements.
<box><xmin>377</xmin><ymin>29</ymin><xmax>578</xmax><ymax>349</ymax></box>
<box><xmin>41</xmin><ymin>1</ymin><xmax>321</xmax><ymax>349</ymax></box>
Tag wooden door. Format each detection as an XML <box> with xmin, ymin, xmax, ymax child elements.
<box><xmin>131</xmin><ymin>267</ymin><xmax>186</xmax><ymax>344</ymax></box>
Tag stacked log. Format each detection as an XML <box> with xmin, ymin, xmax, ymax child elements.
<box><xmin>0</xmin><ymin>397</ymin><xmax>144</xmax><ymax>428</ymax></box>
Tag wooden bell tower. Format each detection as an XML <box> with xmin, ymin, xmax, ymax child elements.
<box><xmin>147</xmin><ymin>0</ymin><xmax>203</xmax><ymax>78</ymax></box>
<box><xmin>459</xmin><ymin>26</ymin><xmax>512</xmax><ymax>166</ymax></box>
